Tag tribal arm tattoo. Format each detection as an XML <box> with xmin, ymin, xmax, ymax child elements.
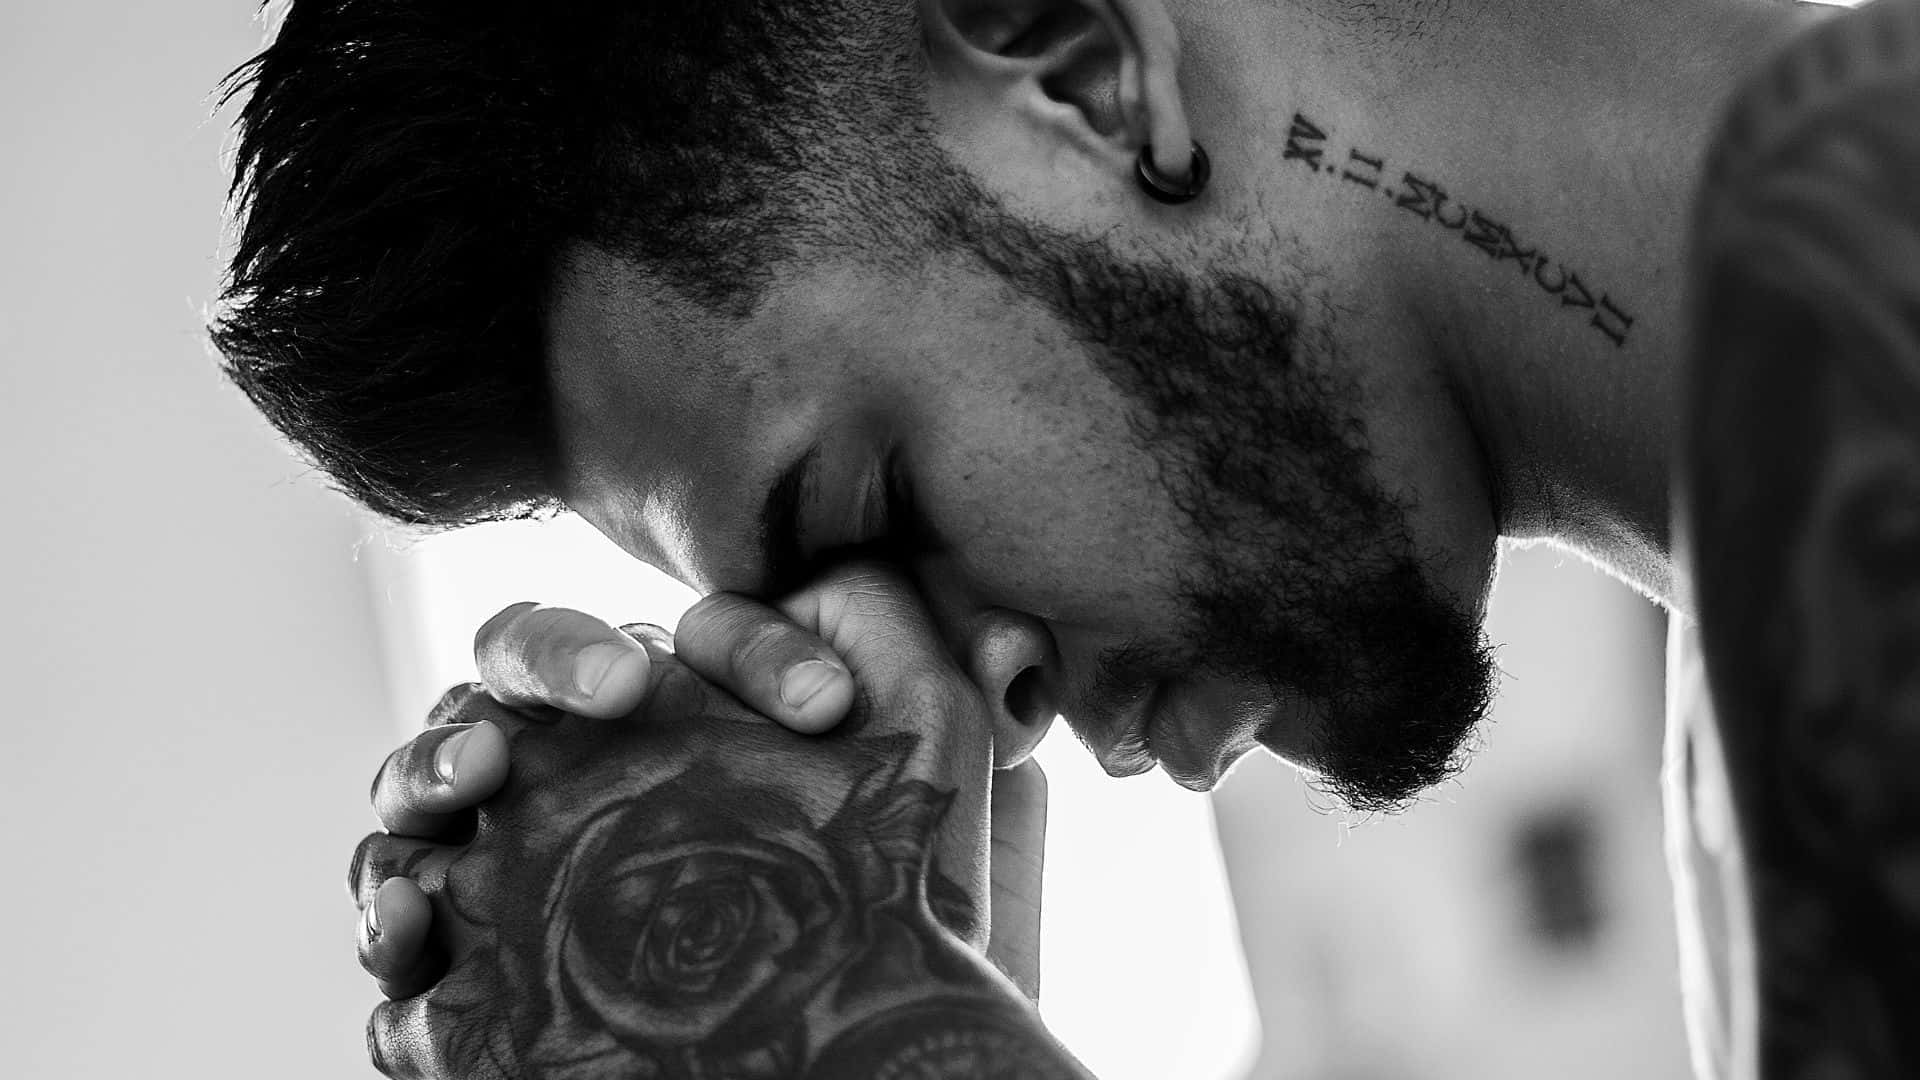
<box><xmin>373</xmin><ymin>663</ymin><xmax>1093</xmax><ymax>1080</ymax></box>
<box><xmin>1684</xmin><ymin>2</ymin><xmax>1920</xmax><ymax>1075</ymax></box>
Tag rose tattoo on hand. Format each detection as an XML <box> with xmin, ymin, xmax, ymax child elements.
<box><xmin>380</xmin><ymin>662</ymin><xmax>1081</xmax><ymax>1080</ymax></box>
<box><xmin>525</xmin><ymin>742</ymin><xmax>978</xmax><ymax>1078</ymax></box>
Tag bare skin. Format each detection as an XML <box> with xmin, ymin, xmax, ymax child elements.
<box><xmin>353</xmin><ymin>567</ymin><xmax>1074</xmax><ymax>1078</ymax></box>
<box><xmin>331</xmin><ymin>0</ymin><xmax>1920</xmax><ymax>1077</ymax></box>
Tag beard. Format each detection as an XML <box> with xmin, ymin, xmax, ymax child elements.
<box><xmin>917</xmin><ymin>177</ymin><xmax>1500</xmax><ymax>813</ymax></box>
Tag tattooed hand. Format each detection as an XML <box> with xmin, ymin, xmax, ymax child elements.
<box><xmin>351</xmin><ymin>565</ymin><xmax>1090</xmax><ymax>1079</ymax></box>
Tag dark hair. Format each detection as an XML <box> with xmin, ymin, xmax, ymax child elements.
<box><xmin>212</xmin><ymin>0</ymin><xmax>921</xmax><ymax>526</ymax></box>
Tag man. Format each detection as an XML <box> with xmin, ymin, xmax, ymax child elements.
<box><xmin>211</xmin><ymin>0</ymin><xmax>1919</xmax><ymax>1074</ymax></box>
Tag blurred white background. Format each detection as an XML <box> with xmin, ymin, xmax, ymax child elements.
<box><xmin>2</xmin><ymin>5</ymin><xmax>392</xmax><ymax>1077</ymax></box>
<box><xmin>2</xmin><ymin>3</ymin><xmax>1698</xmax><ymax>1078</ymax></box>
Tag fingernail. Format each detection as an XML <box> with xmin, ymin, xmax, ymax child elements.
<box><xmin>434</xmin><ymin>726</ymin><xmax>474</xmax><ymax>786</ymax></box>
<box><xmin>364</xmin><ymin>887</ymin><xmax>384</xmax><ymax>946</ymax></box>
<box><xmin>574</xmin><ymin>640</ymin><xmax>644</xmax><ymax>698</ymax></box>
<box><xmin>780</xmin><ymin>660</ymin><xmax>842</xmax><ymax>710</ymax></box>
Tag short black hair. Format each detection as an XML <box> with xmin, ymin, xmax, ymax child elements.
<box><xmin>212</xmin><ymin>0</ymin><xmax>922</xmax><ymax>526</ymax></box>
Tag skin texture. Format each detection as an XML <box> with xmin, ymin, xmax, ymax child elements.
<box><xmin>558</xmin><ymin>206</ymin><xmax>1501</xmax><ymax>808</ymax></box>
<box><xmin>342</xmin><ymin>0</ymin><xmax>1920</xmax><ymax>1076</ymax></box>
<box><xmin>372</xmin><ymin>690</ymin><xmax>1084</xmax><ymax>1079</ymax></box>
<box><xmin>1683</xmin><ymin>3</ymin><xmax>1920</xmax><ymax>1073</ymax></box>
<box><xmin>548</xmin><ymin>0</ymin><xmax>1814</xmax><ymax>803</ymax></box>
<box><xmin>361</xmin><ymin>573</ymin><xmax>1092</xmax><ymax>1079</ymax></box>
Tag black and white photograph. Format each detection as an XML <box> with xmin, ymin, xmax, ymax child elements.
<box><xmin>4</xmin><ymin>0</ymin><xmax>1916</xmax><ymax>1076</ymax></box>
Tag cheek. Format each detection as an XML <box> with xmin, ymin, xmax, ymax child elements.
<box><xmin>915</xmin><ymin>400</ymin><xmax>1193</xmax><ymax>629</ymax></box>
<box><xmin>886</xmin><ymin>292</ymin><xmax>1199</xmax><ymax>631</ymax></box>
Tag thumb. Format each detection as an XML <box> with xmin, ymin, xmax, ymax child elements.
<box><xmin>777</xmin><ymin>562</ymin><xmax>970</xmax><ymax>714</ymax></box>
<box><xmin>780</xmin><ymin>562</ymin><xmax>997</xmax><ymax>941</ymax></box>
<box><xmin>473</xmin><ymin>602</ymin><xmax>651</xmax><ymax>719</ymax></box>
<box><xmin>988</xmin><ymin>759</ymin><xmax>1048</xmax><ymax>1002</ymax></box>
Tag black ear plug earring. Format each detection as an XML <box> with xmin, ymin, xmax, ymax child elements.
<box><xmin>1135</xmin><ymin>141</ymin><xmax>1211</xmax><ymax>204</ymax></box>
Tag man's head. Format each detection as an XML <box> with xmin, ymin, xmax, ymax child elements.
<box><xmin>214</xmin><ymin>0</ymin><xmax>943</xmax><ymax>525</ymax></box>
<box><xmin>219</xmin><ymin>0</ymin><xmax>1514</xmax><ymax>808</ymax></box>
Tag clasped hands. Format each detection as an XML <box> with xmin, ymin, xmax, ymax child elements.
<box><xmin>347</xmin><ymin>563</ymin><xmax>1049</xmax><ymax>1078</ymax></box>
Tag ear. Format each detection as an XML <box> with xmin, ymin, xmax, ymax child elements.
<box><xmin>920</xmin><ymin>0</ymin><xmax>1196</xmax><ymax>207</ymax></box>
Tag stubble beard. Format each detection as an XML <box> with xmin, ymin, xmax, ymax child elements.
<box><xmin>927</xmin><ymin>180</ymin><xmax>1499</xmax><ymax>812</ymax></box>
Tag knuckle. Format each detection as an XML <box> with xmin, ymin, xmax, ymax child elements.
<box><xmin>681</xmin><ymin>593</ymin><xmax>764</xmax><ymax>649</ymax></box>
<box><xmin>473</xmin><ymin>601</ymin><xmax>539</xmax><ymax>662</ymax></box>
<box><xmin>812</xmin><ymin>566</ymin><xmax>920</xmax><ymax>633</ymax></box>
<box><xmin>686</xmin><ymin>595</ymin><xmax>782</xmax><ymax>652</ymax></box>
<box><xmin>371</xmin><ymin>994</ymin><xmax>447</xmax><ymax>1079</ymax></box>
<box><xmin>514</xmin><ymin>606</ymin><xmax>579</xmax><ymax>667</ymax></box>
<box><xmin>366</xmin><ymin>1002</ymin><xmax>410</xmax><ymax>1079</ymax></box>
<box><xmin>728</xmin><ymin>618</ymin><xmax>797</xmax><ymax>673</ymax></box>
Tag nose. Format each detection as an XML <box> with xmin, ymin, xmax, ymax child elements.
<box><xmin>958</xmin><ymin>607</ymin><xmax>1061</xmax><ymax>768</ymax></box>
<box><xmin>904</xmin><ymin>555</ymin><xmax>1062</xmax><ymax>767</ymax></box>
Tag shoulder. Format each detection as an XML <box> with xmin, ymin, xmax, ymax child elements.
<box><xmin>1685</xmin><ymin>0</ymin><xmax>1920</xmax><ymax>786</ymax></box>
<box><xmin>1679</xmin><ymin>2</ymin><xmax>1920</xmax><ymax>1074</ymax></box>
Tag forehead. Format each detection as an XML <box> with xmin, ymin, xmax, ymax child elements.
<box><xmin>539</xmin><ymin>240</ymin><xmax>1180</xmax><ymax>607</ymax></box>
<box><xmin>541</xmin><ymin>244</ymin><xmax>806</xmax><ymax>587</ymax></box>
<box><xmin>539</xmin><ymin>242</ymin><xmax>1092</xmax><ymax>584</ymax></box>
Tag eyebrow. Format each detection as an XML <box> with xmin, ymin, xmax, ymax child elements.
<box><xmin>757</xmin><ymin>443</ymin><xmax>819</xmax><ymax>597</ymax></box>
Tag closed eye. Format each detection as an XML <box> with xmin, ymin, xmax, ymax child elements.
<box><xmin>811</xmin><ymin>450</ymin><xmax>935</xmax><ymax>574</ymax></box>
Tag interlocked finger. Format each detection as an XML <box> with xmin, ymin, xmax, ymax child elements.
<box><xmin>349</xmin><ymin>833</ymin><xmax>460</xmax><ymax>909</ymax></box>
<box><xmin>474</xmin><ymin>602</ymin><xmax>652</xmax><ymax>719</ymax></box>
<box><xmin>675</xmin><ymin>591</ymin><xmax>854</xmax><ymax>734</ymax></box>
<box><xmin>369</xmin><ymin>721</ymin><xmax>509</xmax><ymax>840</ymax></box>
<box><xmin>368</xmin><ymin>992</ymin><xmax>450</xmax><ymax>1080</ymax></box>
<box><xmin>357</xmin><ymin>877</ymin><xmax>444</xmax><ymax>1002</ymax></box>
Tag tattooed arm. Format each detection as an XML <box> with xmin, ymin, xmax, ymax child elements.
<box><xmin>362</xmin><ymin>569</ymin><xmax>1093</xmax><ymax>1080</ymax></box>
<box><xmin>1682</xmin><ymin>1</ymin><xmax>1920</xmax><ymax>1075</ymax></box>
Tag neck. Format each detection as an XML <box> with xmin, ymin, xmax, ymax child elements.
<box><xmin>1219</xmin><ymin>0</ymin><xmax>1827</xmax><ymax>613</ymax></box>
<box><xmin>1425</xmin><ymin>0</ymin><xmax>1827</xmax><ymax>611</ymax></box>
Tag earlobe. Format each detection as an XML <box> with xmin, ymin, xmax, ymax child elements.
<box><xmin>920</xmin><ymin>0</ymin><xmax>1195</xmax><ymax>184</ymax></box>
<box><xmin>1136</xmin><ymin>139</ymin><xmax>1209</xmax><ymax>203</ymax></box>
<box><xmin>1100</xmin><ymin>0</ymin><xmax>1193</xmax><ymax>183</ymax></box>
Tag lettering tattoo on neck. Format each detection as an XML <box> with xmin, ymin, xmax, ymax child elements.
<box><xmin>1282</xmin><ymin>110</ymin><xmax>1636</xmax><ymax>348</ymax></box>
<box><xmin>378</xmin><ymin>692</ymin><xmax>1088</xmax><ymax>1080</ymax></box>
